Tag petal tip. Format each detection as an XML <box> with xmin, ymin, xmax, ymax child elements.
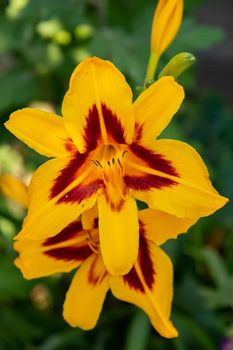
<box><xmin>63</xmin><ymin>308</ymin><xmax>97</xmax><ymax>330</ymax></box>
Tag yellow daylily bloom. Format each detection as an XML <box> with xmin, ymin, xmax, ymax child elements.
<box><xmin>14</xmin><ymin>206</ymin><xmax>198</xmax><ymax>338</ymax></box>
<box><xmin>5</xmin><ymin>57</ymin><xmax>227</xmax><ymax>276</ymax></box>
<box><xmin>0</xmin><ymin>174</ymin><xmax>28</xmax><ymax>208</ymax></box>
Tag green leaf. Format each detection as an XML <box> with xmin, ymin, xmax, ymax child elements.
<box><xmin>202</xmin><ymin>248</ymin><xmax>229</xmax><ymax>286</ymax></box>
<box><xmin>125</xmin><ymin>311</ymin><xmax>150</xmax><ymax>350</ymax></box>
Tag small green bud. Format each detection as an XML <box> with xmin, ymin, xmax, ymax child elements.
<box><xmin>74</xmin><ymin>24</ymin><xmax>94</xmax><ymax>40</ymax></box>
<box><xmin>53</xmin><ymin>30</ymin><xmax>71</xmax><ymax>45</ymax></box>
<box><xmin>37</xmin><ymin>19</ymin><xmax>62</xmax><ymax>39</ymax></box>
<box><xmin>6</xmin><ymin>0</ymin><xmax>29</xmax><ymax>19</ymax></box>
<box><xmin>159</xmin><ymin>52</ymin><xmax>196</xmax><ymax>79</ymax></box>
<box><xmin>71</xmin><ymin>48</ymin><xmax>90</xmax><ymax>63</ymax></box>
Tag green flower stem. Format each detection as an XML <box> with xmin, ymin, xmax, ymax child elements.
<box><xmin>144</xmin><ymin>51</ymin><xmax>159</xmax><ymax>86</ymax></box>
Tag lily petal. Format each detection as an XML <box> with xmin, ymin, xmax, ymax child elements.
<box><xmin>63</xmin><ymin>254</ymin><xmax>109</xmax><ymax>330</ymax></box>
<box><xmin>133</xmin><ymin>77</ymin><xmax>184</xmax><ymax>141</ymax></box>
<box><xmin>0</xmin><ymin>175</ymin><xmax>28</xmax><ymax>208</ymax></box>
<box><xmin>16</xmin><ymin>156</ymin><xmax>99</xmax><ymax>240</ymax></box>
<box><xmin>14</xmin><ymin>219</ymin><xmax>91</xmax><ymax>278</ymax></box>
<box><xmin>98</xmin><ymin>194</ymin><xmax>139</xmax><ymax>276</ymax></box>
<box><xmin>138</xmin><ymin>208</ymin><xmax>198</xmax><ymax>246</ymax></box>
<box><xmin>5</xmin><ymin>108</ymin><xmax>70</xmax><ymax>158</ymax></box>
<box><xmin>62</xmin><ymin>57</ymin><xmax>133</xmax><ymax>153</ymax></box>
<box><xmin>110</xmin><ymin>237</ymin><xmax>177</xmax><ymax>338</ymax></box>
<box><xmin>130</xmin><ymin>140</ymin><xmax>228</xmax><ymax>218</ymax></box>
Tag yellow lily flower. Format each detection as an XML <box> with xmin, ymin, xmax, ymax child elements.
<box><xmin>0</xmin><ymin>174</ymin><xmax>28</xmax><ymax>208</ymax></box>
<box><xmin>14</xmin><ymin>205</ymin><xmax>198</xmax><ymax>338</ymax></box>
<box><xmin>5</xmin><ymin>57</ymin><xmax>227</xmax><ymax>276</ymax></box>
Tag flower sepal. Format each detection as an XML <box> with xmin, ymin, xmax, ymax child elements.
<box><xmin>159</xmin><ymin>52</ymin><xmax>196</xmax><ymax>79</ymax></box>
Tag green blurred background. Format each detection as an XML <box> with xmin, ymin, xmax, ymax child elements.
<box><xmin>0</xmin><ymin>0</ymin><xmax>232</xmax><ymax>349</ymax></box>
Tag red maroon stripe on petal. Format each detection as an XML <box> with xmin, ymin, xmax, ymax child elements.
<box><xmin>57</xmin><ymin>179</ymin><xmax>104</xmax><ymax>204</ymax></box>
<box><xmin>123</xmin><ymin>266</ymin><xmax>144</xmax><ymax>292</ymax></box>
<box><xmin>138</xmin><ymin>221</ymin><xmax>155</xmax><ymax>289</ymax></box>
<box><xmin>64</xmin><ymin>137</ymin><xmax>77</xmax><ymax>153</ymax></box>
<box><xmin>84</xmin><ymin>105</ymin><xmax>101</xmax><ymax>151</ymax></box>
<box><xmin>129</xmin><ymin>143</ymin><xmax>179</xmax><ymax>177</ymax></box>
<box><xmin>44</xmin><ymin>245</ymin><xmax>92</xmax><ymax>262</ymax></box>
<box><xmin>124</xmin><ymin>174</ymin><xmax>177</xmax><ymax>190</ymax></box>
<box><xmin>134</xmin><ymin>123</ymin><xmax>143</xmax><ymax>143</ymax></box>
<box><xmin>102</xmin><ymin>103</ymin><xmax>126</xmax><ymax>143</ymax></box>
<box><xmin>50</xmin><ymin>152</ymin><xmax>88</xmax><ymax>200</ymax></box>
<box><xmin>88</xmin><ymin>256</ymin><xmax>108</xmax><ymax>286</ymax></box>
<box><xmin>43</xmin><ymin>220</ymin><xmax>83</xmax><ymax>247</ymax></box>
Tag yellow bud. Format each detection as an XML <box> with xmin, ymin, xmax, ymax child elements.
<box><xmin>0</xmin><ymin>175</ymin><xmax>28</xmax><ymax>208</ymax></box>
<box><xmin>159</xmin><ymin>52</ymin><xmax>196</xmax><ymax>79</ymax></box>
<box><xmin>151</xmin><ymin>0</ymin><xmax>183</xmax><ymax>57</ymax></box>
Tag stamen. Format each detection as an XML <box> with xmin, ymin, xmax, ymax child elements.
<box><xmin>96</xmin><ymin>160</ymin><xmax>103</xmax><ymax>168</ymax></box>
<box><xmin>117</xmin><ymin>158</ymin><xmax>123</xmax><ymax>169</ymax></box>
<box><xmin>86</xmin><ymin>231</ymin><xmax>99</xmax><ymax>254</ymax></box>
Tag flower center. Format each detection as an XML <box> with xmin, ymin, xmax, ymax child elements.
<box><xmin>91</xmin><ymin>144</ymin><xmax>127</xmax><ymax>186</ymax></box>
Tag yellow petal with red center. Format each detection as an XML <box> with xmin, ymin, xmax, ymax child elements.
<box><xmin>5</xmin><ymin>108</ymin><xmax>71</xmax><ymax>158</ymax></box>
<box><xmin>133</xmin><ymin>77</ymin><xmax>184</xmax><ymax>141</ymax></box>
<box><xmin>63</xmin><ymin>254</ymin><xmax>109</xmax><ymax>330</ymax></box>
<box><xmin>16</xmin><ymin>155</ymin><xmax>101</xmax><ymax>240</ymax></box>
<box><xmin>98</xmin><ymin>193</ymin><xmax>139</xmax><ymax>276</ymax></box>
<box><xmin>110</xmin><ymin>238</ymin><xmax>177</xmax><ymax>338</ymax></box>
<box><xmin>151</xmin><ymin>0</ymin><xmax>183</xmax><ymax>57</ymax></box>
<box><xmin>138</xmin><ymin>208</ymin><xmax>198</xmax><ymax>246</ymax></box>
<box><xmin>62</xmin><ymin>57</ymin><xmax>133</xmax><ymax>153</ymax></box>
<box><xmin>0</xmin><ymin>175</ymin><xmax>28</xmax><ymax>208</ymax></box>
<box><xmin>128</xmin><ymin>140</ymin><xmax>228</xmax><ymax>218</ymax></box>
<box><xmin>14</xmin><ymin>219</ymin><xmax>92</xmax><ymax>278</ymax></box>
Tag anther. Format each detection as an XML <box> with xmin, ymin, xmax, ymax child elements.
<box><xmin>117</xmin><ymin>158</ymin><xmax>123</xmax><ymax>169</ymax></box>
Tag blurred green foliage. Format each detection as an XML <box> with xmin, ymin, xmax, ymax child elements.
<box><xmin>0</xmin><ymin>0</ymin><xmax>232</xmax><ymax>349</ymax></box>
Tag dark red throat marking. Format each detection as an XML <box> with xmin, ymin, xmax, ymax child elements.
<box><xmin>124</xmin><ymin>174</ymin><xmax>176</xmax><ymax>190</ymax></box>
<box><xmin>57</xmin><ymin>179</ymin><xmax>103</xmax><ymax>204</ymax></box>
<box><xmin>129</xmin><ymin>143</ymin><xmax>179</xmax><ymax>177</ymax></box>
<box><xmin>138</xmin><ymin>221</ymin><xmax>155</xmax><ymax>289</ymax></box>
<box><xmin>88</xmin><ymin>256</ymin><xmax>108</xmax><ymax>286</ymax></box>
<box><xmin>101</xmin><ymin>103</ymin><xmax>126</xmax><ymax>143</ymax></box>
<box><xmin>44</xmin><ymin>245</ymin><xmax>92</xmax><ymax>262</ymax></box>
<box><xmin>123</xmin><ymin>222</ymin><xmax>155</xmax><ymax>292</ymax></box>
<box><xmin>43</xmin><ymin>219</ymin><xmax>92</xmax><ymax>261</ymax></box>
<box><xmin>43</xmin><ymin>220</ymin><xmax>83</xmax><ymax>246</ymax></box>
<box><xmin>50</xmin><ymin>152</ymin><xmax>88</xmax><ymax>200</ymax></box>
<box><xmin>84</xmin><ymin>104</ymin><xmax>101</xmax><ymax>152</ymax></box>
